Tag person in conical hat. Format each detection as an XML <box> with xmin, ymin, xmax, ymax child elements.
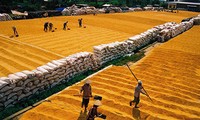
<box><xmin>138</xmin><ymin>80</ymin><xmax>142</xmax><ymax>85</ymax></box>
<box><xmin>85</xmin><ymin>79</ymin><xmax>91</xmax><ymax>84</ymax></box>
<box><xmin>80</xmin><ymin>79</ymin><xmax>92</xmax><ymax>111</ymax></box>
<box><xmin>130</xmin><ymin>80</ymin><xmax>146</xmax><ymax>108</ymax></box>
<box><xmin>86</xmin><ymin>100</ymin><xmax>102</xmax><ymax>120</ymax></box>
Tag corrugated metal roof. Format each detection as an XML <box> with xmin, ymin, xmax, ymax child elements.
<box><xmin>168</xmin><ymin>1</ymin><xmax>200</xmax><ymax>5</ymax></box>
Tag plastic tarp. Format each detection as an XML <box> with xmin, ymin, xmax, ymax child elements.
<box><xmin>56</xmin><ymin>7</ymin><xmax>65</xmax><ymax>12</ymax></box>
<box><xmin>11</xmin><ymin>10</ymin><xmax>28</xmax><ymax>16</ymax></box>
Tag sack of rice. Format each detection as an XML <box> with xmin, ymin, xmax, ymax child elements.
<box><xmin>4</xmin><ymin>89</ymin><xmax>12</xmax><ymax>96</ymax></box>
<box><xmin>13</xmin><ymin>87</ymin><xmax>23</xmax><ymax>92</ymax></box>
<box><xmin>23</xmin><ymin>78</ymin><xmax>34</xmax><ymax>87</ymax></box>
<box><xmin>32</xmin><ymin>70</ymin><xmax>45</xmax><ymax>81</ymax></box>
<box><xmin>24</xmin><ymin>92</ymin><xmax>32</xmax><ymax>98</ymax></box>
<box><xmin>0</xmin><ymin>93</ymin><xmax>4</xmax><ymax>98</ymax></box>
<box><xmin>18</xmin><ymin>94</ymin><xmax>26</xmax><ymax>101</ymax></box>
<box><xmin>47</xmin><ymin>62</ymin><xmax>59</xmax><ymax>69</ymax></box>
<box><xmin>32</xmin><ymin>88</ymin><xmax>39</xmax><ymax>94</ymax></box>
<box><xmin>0</xmin><ymin>77</ymin><xmax>12</xmax><ymax>84</ymax></box>
<box><xmin>33</xmin><ymin>79</ymin><xmax>40</xmax><ymax>85</ymax></box>
<box><xmin>4</xmin><ymin>99</ymin><xmax>14</xmax><ymax>107</ymax></box>
<box><xmin>17</xmin><ymin>90</ymin><xmax>23</xmax><ymax>96</ymax></box>
<box><xmin>0</xmin><ymin>85</ymin><xmax>13</xmax><ymax>93</ymax></box>
<box><xmin>51</xmin><ymin>60</ymin><xmax>66</xmax><ymax>68</ymax></box>
<box><xmin>24</xmin><ymin>87</ymin><xmax>31</xmax><ymax>93</ymax></box>
<box><xmin>40</xmin><ymin>65</ymin><xmax>55</xmax><ymax>72</ymax></box>
<box><xmin>8</xmin><ymin>74</ymin><xmax>23</xmax><ymax>84</ymax></box>
<box><xmin>0</xmin><ymin>97</ymin><xmax>7</xmax><ymax>103</ymax></box>
<box><xmin>0</xmin><ymin>80</ymin><xmax>8</xmax><ymax>90</ymax></box>
<box><xmin>14</xmin><ymin>72</ymin><xmax>28</xmax><ymax>80</ymax></box>
<box><xmin>26</xmin><ymin>82</ymin><xmax>33</xmax><ymax>87</ymax></box>
<box><xmin>36</xmin><ymin>67</ymin><xmax>49</xmax><ymax>75</ymax></box>
<box><xmin>22</xmin><ymin>70</ymin><xmax>36</xmax><ymax>79</ymax></box>
<box><xmin>10</xmin><ymin>95</ymin><xmax>18</xmax><ymax>101</ymax></box>
<box><xmin>7</xmin><ymin>93</ymin><xmax>17</xmax><ymax>99</ymax></box>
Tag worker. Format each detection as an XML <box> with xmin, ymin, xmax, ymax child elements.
<box><xmin>80</xmin><ymin>79</ymin><xmax>92</xmax><ymax>111</ymax></box>
<box><xmin>44</xmin><ymin>22</ymin><xmax>48</xmax><ymax>32</ymax></box>
<box><xmin>78</xmin><ymin>18</ymin><xmax>83</xmax><ymax>27</ymax></box>
<box><xmin>49</xmin><ymin>23</ymin><xmax>53</xmax><ymax>31</ymax></box>
<box><xmin>49</xmin><ymin>22</ymin><xmax>53</xmax><ymax>31</ymax></box>
<box><xmin>63</xmin><ymin>21</ymin><xmax>68</xmax><ymax>30</ymax></box>
<box><xmin>86</xmin><ymin>100</ymin><xmax>102</xmax><ymax>120</ymax></box>
<box><xmin>130</xmin><ymin>80</ymin><xmax>146</xmax><ymax>108</ymax></box>
<box><xmin>12</xmin><ymin>26</ymin><xmax>19</xmax><ymax>37</ymax></box>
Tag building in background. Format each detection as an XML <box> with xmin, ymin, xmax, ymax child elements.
<box><xmin>167</xmin><ymin>0</ymin><xmax>200</xmax><ymax>11</ymax></box>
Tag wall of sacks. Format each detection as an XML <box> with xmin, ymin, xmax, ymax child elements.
<box><xmin>93</xmin><ymin>15</ymin><xmax>200</xmax><ymax>65</ymax></box>
<box><xmin>0</xmin><ymin>52</ymin><xmax>98</xmax><ymax>111</ymax></box>
<box><xmin>93</xmin><ymin>28</ymin><xmax>159</xmax><ymax>65</ymax></box>
<box><xmin>0</xmin><ymin>15</ymin><xmax>200</xmax><ymax>112</ymax></box>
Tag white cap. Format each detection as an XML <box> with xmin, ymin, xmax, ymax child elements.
<box><xmin>85</xmin><ymin>79</ymin><xmax>91</xmax><ymax>84</ymax></box>
<box><xmin>138</xmin><ymin>80</ymin><xmax>142</xmax><ymax>84</ymax></box>
<box><xmin>94</xmin><ymin>100</ymin><xmax>102</xmax><ymax>106</ymax></box>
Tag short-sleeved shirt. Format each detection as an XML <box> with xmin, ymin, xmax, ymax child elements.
<box><xmin>81</xmin><ymin>84</ymin><xmax>92</xmax><ymax>99</ymax></box>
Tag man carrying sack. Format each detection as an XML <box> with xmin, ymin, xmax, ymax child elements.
<box><xmin>80</xmin><ymin>79</ymin><xmax>92</xmax><ymax>111</ymax></box>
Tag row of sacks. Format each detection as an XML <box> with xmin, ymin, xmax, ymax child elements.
<box><xmin>0</xmin><ymin>52</ymin><xmax>98</xmax><ymax>110</ymax></box>
<box><xmin>128</xmin><ymin>28</ymin><xmax>160</xmax><ymax>48</ymax></box>
<box><xmin>94</xmin><ymin>42</ymin><xmax>131</xmax><ymax>65</ymax></box>
<box><xmin>62</xmin><ymin>5</ymin><xmax>98</xmax><ymax>16</ymax></box>
<box><xmin>129</xmin><ymin>7</ymin><xmax>143</xmax><ymax>12</ymax></box>
<box><xmin>155</xmin><ymin>20</ymin><xmax>194</xmax><ymax>42</ymax></box>
<box><xmin>93</xmin><ymin>28</ymin><xmax>160</xmax><ymax>65</ymax></box>
<box><xmin>156</xmin><ymin>14</ymin><xmax>200</xmax><ymax>43</ymax></box>
<box><xmin>93</xmin><ymin>17</ymin><xmax>198</xmax><ymax>64</ymax></box>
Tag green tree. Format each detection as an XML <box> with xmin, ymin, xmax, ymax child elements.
<box><xmin>0</xmin><ymin>0</ymin><xmax>13</xmax><ymax>5</ymax></box>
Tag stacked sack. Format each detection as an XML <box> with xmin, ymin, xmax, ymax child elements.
<box><xmin>154</xmin><ymin>21</ymin><xmax>193</xmax><ymax>43</ymax></box>
<box><xmin>193</xmin><ymin>15</ymin><xmax>200</xmax><ymax>25</ymax></box>
<box><xmin>0</xmin><ymin>52</ymin><xmax>98</xmax><ymax>111</ymax></box>
<box><xmin>0</xmin><ymin>77</ymin><xmax>17</xmax><ymax>110</ymax></box>
<box><xmin>94</xmin><ymin>28</ymin><xmax>160</xmax><ymax>65</ymax></box>
<box><xmin>62</xmin><ymin>52</ymin><xmax>99</xmax><ymax>79</ymax></box>
<box><xmin>128</xmin><ymin>28</ymin><xmax>159</xmax><ymax>49</ymax></box>
<box><xmin>0</xmin><ymin>70</ymin><xmax>42</xmax><ymax>109</ymax></box>
<box><xmin>131</xmin><ymin>7</ymin><xmax>143</xmax><ymax>11</ymax></box>
<box><xmin>74</xmin><ymin>8</ymin><xmax>87</xmax><ymax>15</ymax></box>
<box><xmin>173</xmin><ymin>19</ymin><xmax>194</xmax><ymax>37</ymax></box>
<box><xmin>94</xmin><ymin>42</ymin><xmax>130</xmax><ymax>65</ymax></box>
<box><xmin>154</xmin><ymin>22</ymin><xmax>176</xmax><ymax>42</ymax></box>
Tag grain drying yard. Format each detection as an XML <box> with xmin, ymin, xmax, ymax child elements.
<box><xmin>0</xmin><ymin>11</ymin><xmax>200</xmax><ymax>120</ymax></box>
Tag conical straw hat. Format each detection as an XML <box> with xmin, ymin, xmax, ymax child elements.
<box><xmin>94</xmin><ymin>100</ymin><xmax>102</xmax><ymax>106</ymax></box>
<box><xmin>85</xmin><ymin>79</ymin><xmax>91</xmax><ymax>84</ymax></box>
